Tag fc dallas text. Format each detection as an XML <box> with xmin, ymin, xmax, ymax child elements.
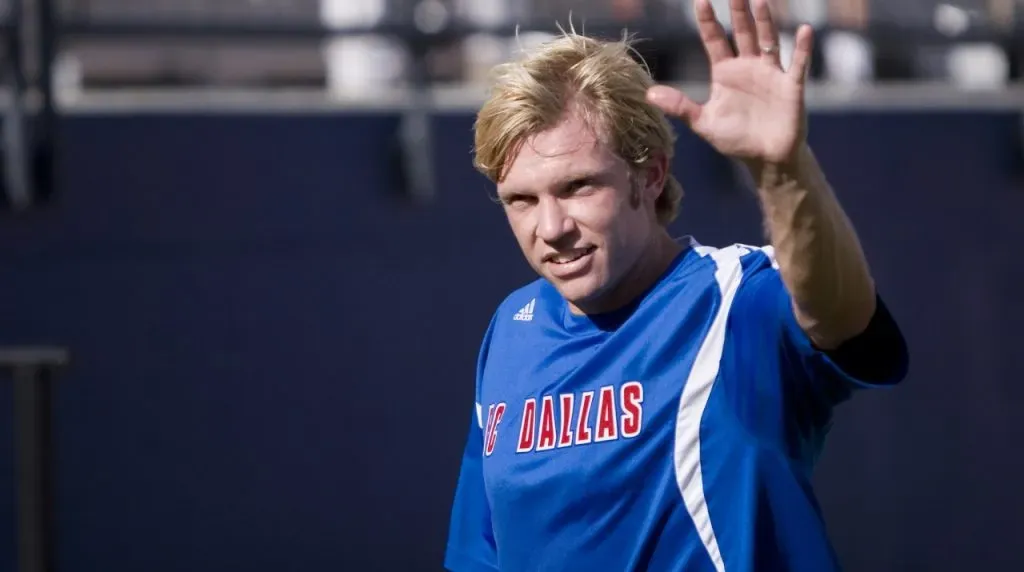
<box><xmin>483</xmin><ymin>382</ymin><xmax>645</xmax><ymax>456</ymax></box>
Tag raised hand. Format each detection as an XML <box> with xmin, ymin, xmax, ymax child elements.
<box><xmin>646</xmin><ymin>0</ymin><xmax>813</xmax><ymax>165</ymax></box>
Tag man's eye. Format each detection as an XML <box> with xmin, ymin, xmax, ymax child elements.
<box><xmin>566</xmin><ymin>180</ymin><xmax>594</xmax><ymax>195</ymax></box>
<box><xmin>503</xmin><ymin>195</ymin><xmax>533</xmax><ymax>208</ymax></box>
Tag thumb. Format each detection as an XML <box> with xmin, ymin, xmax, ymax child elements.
<box><xmin>646</xmin><ymin>85</ymin><xmax>702</xmax><ymax>125</ymax></box>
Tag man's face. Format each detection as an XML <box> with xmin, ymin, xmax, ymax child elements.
<box><xmin>497</xmin><ymin>113</ymin><xmax>666</xmax><ymax>313</ymax></box>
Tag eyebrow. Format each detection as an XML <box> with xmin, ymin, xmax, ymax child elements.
<box><xmin>498</xmin><ymin>171</ymin><xmax>608</xmax><ymax>198</ymax></box>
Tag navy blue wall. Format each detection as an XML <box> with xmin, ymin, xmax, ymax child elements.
<box><xmin>0</xmin><ymin>109</ymin><xmax>1020</xmax><ymax>571</ymax></box>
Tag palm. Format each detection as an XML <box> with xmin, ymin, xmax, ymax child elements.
<box><xmin>648</xmin><ymin>0</ymin><xmax>813</xmax><ymax>165</ymax></box>
<box><xmin>697</xmin><ymin>61</ymin><xmax>805</xmax><ymax>162</ymax></box>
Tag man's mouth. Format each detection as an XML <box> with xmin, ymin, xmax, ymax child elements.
<box><xmin>545</xmin><ymin>246</ymin><xmax>597</xmax><ymax>265</ymax></box>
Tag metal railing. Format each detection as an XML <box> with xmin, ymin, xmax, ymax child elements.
<box><xmin>2</xmin><ymin>0</ymin><xmax>1024</xmax><ymax>202</ymax></box>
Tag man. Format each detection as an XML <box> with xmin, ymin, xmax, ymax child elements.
<box><xmin>445</xmin><ymin>0</ymin><xmax>909</xmax><ymax>570</ymax></box>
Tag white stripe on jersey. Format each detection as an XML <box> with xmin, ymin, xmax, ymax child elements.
<box><xmin>674</xmin><ymin>242</ymin><xmax>755</xmax><ymax>572</ymax></box>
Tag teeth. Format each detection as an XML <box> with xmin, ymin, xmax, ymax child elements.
<box><xmin>552</xmin><ymin>249</ymin><xmax>589</xmax><ymax>264</ymax></box>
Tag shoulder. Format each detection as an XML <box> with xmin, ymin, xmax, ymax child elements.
<box><xmin>477</xmin><ymin>278</ymin><xmax>556</xmax><ymax>348</ymax></box>
<box><xmin>681</xmin><ymin>238</ymin><xmax>780</xmax><ymax>292</ymax></box>
<box><xmin>483</xmin><ymin>277</ymin><xmax>555</xmax><ymax>331</ymax></box>
<box><xmin>692</xmin><ymin>239</ymin><xmax>776</xmax><ymax>269</ymax></box>
<box><xmin>473</xmin><ymin>278</ymin><xmax>553</xmax><ymax>390</ymax></box>
<box><xmin>496</xmin><ymin>278</ymin><xmax>551</xmax><ymax>322</ymax></box>
<box><xmin>662</xmin><ymin>240</ymin><xmax>787</xmax><ymax>337</ymax></box>
<box><xmin>688</xmin><ymin>241</ymin><xmax>791</xmax><ymax>332</ymax></box>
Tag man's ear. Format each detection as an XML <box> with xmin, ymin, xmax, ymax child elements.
<box><xmin>642</xmin><ymin>153</ymin><xmax>669</xmax><ymax>204</ymax></box>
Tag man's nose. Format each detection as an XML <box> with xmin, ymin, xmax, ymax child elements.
<box><xmin>535</xmin><ymin>197</ymin><xmax>575</xmax><ymax>243</ymax></box>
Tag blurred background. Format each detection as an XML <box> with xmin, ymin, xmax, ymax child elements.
<box><xmin>0</xmin><ymin>0</ymin><xmax>1021</xmax><ymax>571</ymax></box>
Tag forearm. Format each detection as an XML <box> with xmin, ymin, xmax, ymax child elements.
<box><xmin>750</xmin><ymin>145</ymin><xmax>876</xmax><ymax>350</ymax></box>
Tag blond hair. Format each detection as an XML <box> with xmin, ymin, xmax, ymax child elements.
<box><xmin>473</xmin><ymin>29</ymin><xmax>683</xmax><ymax>225</ymax></box>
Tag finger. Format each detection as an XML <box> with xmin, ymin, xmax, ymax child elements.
<box><xmin>695</xmin><ymin>0</ymin><xmax>734</xmax><ymax>64</ymax></box>
<box><xmin>752</xmin><ymin>0</ymin><xmax>781</xmax><ymax>67</ymax></box>
<box><xmin>729</xmin><ymin>0</ymin><xmax>758</xmax><ymax>57</ymax></box>
<box><xmin>647</xmin><ymin>86</ymin><xmax>703</xmax><ymax>126</ymax></box>
<box><xmin>787</xmin><ymin>24</ymin><xmax>814</xmax><ymax>84</ymax></box>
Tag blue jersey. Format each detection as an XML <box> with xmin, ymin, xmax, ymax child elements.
<box><xmin>445</xmin><ymin>238</ymin><xmax>908</xmax><ymax>572</ymax></box>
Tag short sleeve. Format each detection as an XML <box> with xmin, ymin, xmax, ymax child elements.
<box><xmin>445</xmin><ymin>313</ymin><xmax>500</xmax><ymax>572</ymax></box>
<box><xmin>444</xmin><ymin>408</ymin><xmax>499</xmax><ymax>572</ymax></box>
<box><xmin>727</xmin><ymin>251</ymin><xmax>909</xmax><ymax>432</ymax></box>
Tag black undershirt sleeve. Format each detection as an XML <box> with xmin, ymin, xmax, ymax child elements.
<box><xmin>820</xmin><ymin>294</ymin><xmax>908</xmax><ymax>383</ymax></box>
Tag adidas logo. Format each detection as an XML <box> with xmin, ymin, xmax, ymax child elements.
<box><xmin>513</xmin><ymin>298</ymin><xmax>536</xmax><ymax>322</ymax></box>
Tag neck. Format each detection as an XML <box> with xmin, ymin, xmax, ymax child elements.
<box><xmin>569</xmin><ymin>230</ymin><xmax>682</xmax><ymax>316</ymax></box>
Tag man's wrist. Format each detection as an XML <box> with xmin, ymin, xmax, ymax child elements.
<box><xmin>745</xmin><ymin>144</ymin><xmax>821</xmax><ymax>196</ymax></box>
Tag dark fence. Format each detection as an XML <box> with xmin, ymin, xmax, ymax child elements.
<box><xmin>0</xmin><ymin>105</ymin><xmax>1021</xmax><ymax>571</ymax></box>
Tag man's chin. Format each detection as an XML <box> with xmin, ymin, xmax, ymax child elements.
<box><xmin>548</xmin><ymin>276</ymin><xmax>606</xmax><ymax>311</ymax></box>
